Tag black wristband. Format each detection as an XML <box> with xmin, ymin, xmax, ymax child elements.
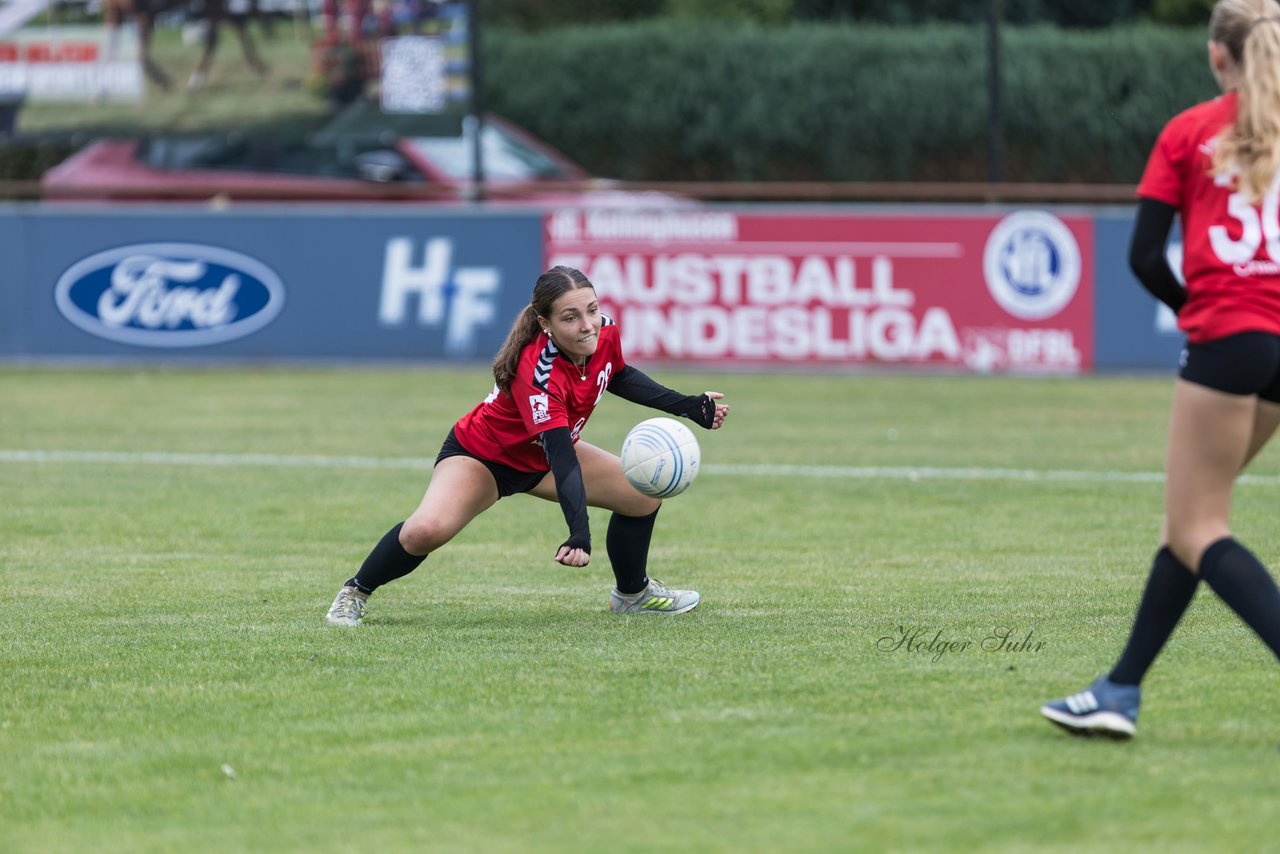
<box><xmin>683</xmin><ymin>393</ymin><xmax>716</xmax><ymax>429</ymax></box>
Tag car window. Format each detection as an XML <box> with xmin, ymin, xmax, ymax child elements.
<box><xmin>405</xmin><ymin>123</ymin><xmax>571</xmax><ymax>181</ymax></box>
<box><xmin>137</xmin><ymin>137</ymin><xmax>423</xmax><ymax>182</ymax></box>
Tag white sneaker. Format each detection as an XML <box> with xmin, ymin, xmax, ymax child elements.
<box><xmin>325</xmin><ymin>585</ymin><xmax>369</xmax><ymax>626</ymax></box>
<box><xmin>609</xmin><ymin>579</ymin><xmax>700</xmax><ymax>614</ymax></box>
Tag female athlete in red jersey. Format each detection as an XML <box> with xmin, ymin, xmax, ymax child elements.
<box><xmin>1043</xmin><ymin>0</ymin><xmax>1280</xmax><ymax>738</ymax></box>
<box><xmin>325</xmin><ymin>265</ymin><xmax>730</xmax><ymax>626</ymax></box>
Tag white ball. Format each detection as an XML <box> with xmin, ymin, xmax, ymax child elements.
<box><xmin>620</xmin><ymin>417</ymin><xmax>701</xmax><ymax>498</ymax></box>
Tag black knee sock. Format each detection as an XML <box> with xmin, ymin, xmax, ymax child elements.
<box><xmin>347</xmin><ymin>522</ymin><xmax>427</xmax><ymax>594</ymax></box>
<box><xmin>606</xmin><ymin>508</ymin><xmax>659</xmax><ymax>595</ymax></box>
<box><xmin>1199</xmin><ymin>537</ymin><xmax>1280</xmax><ymax>663</ymax></box>
<box><xmin>1109</xmin><ymin>547</ymin><xmax>1199</xmax><ymax>686</ymax></box>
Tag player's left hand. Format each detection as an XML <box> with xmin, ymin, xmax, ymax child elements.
<box><xmin>704</xmin><ymin>391</ymin><xmax>730</xmax><ymax>429</ymax></box>
<box><xmin>554</xmin><ymin>546</ymin><xmax>590</xmax><ymax>567</ymax></box>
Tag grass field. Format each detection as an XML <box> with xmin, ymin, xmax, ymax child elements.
<box><xmin>2</xmin><ymin>365</ymin><xmax>1279</xmax><ymax>852</ymax></box>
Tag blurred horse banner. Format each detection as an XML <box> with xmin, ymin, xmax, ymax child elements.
<box><xmin>379</xmin><ymin>36</ymin><xmax>446</xmax><ymax>114</ymax></box>
<box><xmin>0</xmin><ymin>4</ymin><xmax>143</xmax><ymax>102</ymax></box>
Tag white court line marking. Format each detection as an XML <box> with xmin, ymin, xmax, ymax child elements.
<box><xmin>5</xmin><ymin>448</ymin><xmax>1280</xmax><ymax>486</ymax></box>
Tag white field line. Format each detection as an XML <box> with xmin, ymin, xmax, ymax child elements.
<box><xmin>6</xmin><ymin>447</ymin><xmax>1280</xmax><ymax>486</ymax></box>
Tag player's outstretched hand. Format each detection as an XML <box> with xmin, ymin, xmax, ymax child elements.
<box><xmin>555</xmin><ymin>546</ymin><xmax>590</xmax><ymax>567</ymax></box>
<box><xmin>704</xmin><ymin>391</ymin><xmax>730</xmax><ymax>429</ymax></box>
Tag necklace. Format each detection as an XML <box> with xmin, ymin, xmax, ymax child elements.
<box><xmin>549</xmin><ymin>329</ymin><xmax>590</xmax><ymax>380</ymax></box>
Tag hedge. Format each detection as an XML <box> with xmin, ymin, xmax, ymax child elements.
<box><xmin>790</xmin><ymin>0</ymin><xmax>1151</xmax><ymax>27</ymax></box>
<box><xmin>483</xmin><ymin>1</ymin><xmax>1190</xmax><ymax>29</ymax></box>
<box><xmin>482</xmin><ymin>21</ymin><xmax>1216</xmax><ymax>183</ymax></box>
<box><xmin>0</xmin><ymin>137</ymin><xmax>78</xmax><ymax>183</ymax></box>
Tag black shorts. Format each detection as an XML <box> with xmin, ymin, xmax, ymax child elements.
<box><xmin>435</xmin><ymin>428</ymin><xmax>548</xmax><ymax>498</ymax></box>
<box><xmin>1180</xmin><ymin>332</ymin><xmax>1280</xmax><ymax>402</ymax></box>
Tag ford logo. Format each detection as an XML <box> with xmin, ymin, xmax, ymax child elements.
<box><xmin>54</xmin><ymin>242</ymin><xmax>286</xmax><ymax>347</ymax></box>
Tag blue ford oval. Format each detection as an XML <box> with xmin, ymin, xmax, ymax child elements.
<box><xmin>54</xmin><ymin>243</ymin><xmax>286</xmax><ymax>347</ymax></box>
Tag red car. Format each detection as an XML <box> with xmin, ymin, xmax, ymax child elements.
<box><xmin>40</xmin><ymin>114</ymin><xmax>687</xmax><ymax>206</ymax></box>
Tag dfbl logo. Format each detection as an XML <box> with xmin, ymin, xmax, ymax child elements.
<box><xmin>379</xmin><ymin>238</ymin><xmax>499</xmax><ymax>355</ymax></box>
<box><xmin>54</xmin><ymin>243</ymin><xmax>285</xmax><ymax>348</ymax></box>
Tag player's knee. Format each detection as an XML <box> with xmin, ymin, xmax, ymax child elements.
<box><xmin>1167</xmin><ymin>525</ymin><xmax>1231</xmax><ymax>573</ymax></box>
<box><xmin>628</xmin><ymin>495</ymin><xmax>661</xmax><ymax>517</ymax></box>
<box><xmin>399</xmin><ymin>516</ymin><xmax>451</xmax><ymax>554</ymax></box>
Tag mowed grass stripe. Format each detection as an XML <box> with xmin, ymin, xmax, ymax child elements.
<box><xmin>10</xmin><ymin>447</ymin><xmax>1280</xmax><ymax>485</ymax></box>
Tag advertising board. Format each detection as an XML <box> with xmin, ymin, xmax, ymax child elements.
<box><xmin>546</xmin><ymin>208</ymin><xmax>1095</xmax><ymax>373</ymax></box>
<box><xmin>0</xmin><ymin>207</ymin><xmax>542</xmax><ymax>360</ymax></box>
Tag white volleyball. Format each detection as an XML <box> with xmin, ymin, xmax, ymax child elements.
<box><xmin>620</xmin><ymin>417</ymin><xmax>701</xmax><ymax>498</ymax></box>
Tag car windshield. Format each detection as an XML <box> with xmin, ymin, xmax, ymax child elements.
<box><xmin>406</xmin><ymin>123</ymin><xmax>571</xmax><ymax>181</ymax></box>
<box><xmin>138</xmin><ymin>136</ymin><xmax>422</xmax><ymax>182</ymax></box>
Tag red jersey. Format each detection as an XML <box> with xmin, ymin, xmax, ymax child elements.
<box><xmin>452</xmin><ymin>317</ymin><xmax>625</xmax><ymax>472</ymax></box>
<box><xmin>1138</xmin><ymin>91</ymin><xmax>1280</xmax><ymax>343</ymax></box>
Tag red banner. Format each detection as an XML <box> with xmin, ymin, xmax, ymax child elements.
<box><xmin>545</xmin><ymin>209</ymin><xmax>1093</xmax><ymax>373</ymax></box>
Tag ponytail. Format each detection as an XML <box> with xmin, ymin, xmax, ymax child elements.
<box><xmin>492</xmin><ymin>304</ymin><xmax>543</xmax><ymax>393</ymax></box>
<box><xmin>1211</xmin><ymin>1</ymin><xmax>1280</xmax><ymax>201</ymax></box>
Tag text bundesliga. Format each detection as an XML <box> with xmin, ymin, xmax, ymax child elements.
<box><xmin>877</xmin><ymin>625</ymin><xmax>1046</xmax><ymax>663</ymax></box>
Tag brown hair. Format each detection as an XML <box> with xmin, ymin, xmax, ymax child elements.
<box><xmin>491</xmin><ymin>266</ymin><xmax>595</xmax><ymax>392</ymax></box>
<box><xmin>1211</xmin><ymin>0</ymin><xmax>1280</xmax><ymax>202</ymax></box>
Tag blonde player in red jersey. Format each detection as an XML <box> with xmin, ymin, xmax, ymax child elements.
<box><xmin>1043</xmin><ymin>0</ymin><xmax>1280</xmax><ymax>738</ymax></box>
<box><xmin>325</xmin><ymin>265</ymin><xmax>730</xmax><ymax>626</ymax></box>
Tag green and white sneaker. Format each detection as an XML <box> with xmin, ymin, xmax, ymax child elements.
<box><xmin>609</xmin><ymin>579</ymin><xmax>700</xmax><ymax>615</ymax></box>
<box><xmin>325</xmin><ymin>585</ymin><xmax>369</xmax><ymax>627</ymax></box>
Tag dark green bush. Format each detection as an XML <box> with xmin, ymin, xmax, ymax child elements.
<box><xmin>484</xmin><ymin>0</ymin><xmax>1163</xmax><ymax>28</ymax></box>
<box><xmin>483</xmin><ymin>21</ymin><xmax>1214</xmax><ymax>183</ymax></box>
<box><xmin>1150</xmin><ymin>0</ymin><xmax>1213</xmax><ymax>25</ymax></box>
<box><xmin>665</xmin><ymin>0</ymin><xmax>793</xmax><ymax>22</ymax></box>
<box><xmin>482</xmin><ymin>0</ymin><xmax>664</xmax><ymax>30</ymax></box>
<box><xmin>1001</xmin><ymin>25</ymin><xmax>1213</xmax><ymax>181</ymax></box>
<box><xmin>792</xmin><ymin>0</ymin><xmax>1150</xmax><ymax>27</ymax></box>
<box><xmin>0</xmin><ymin>138</ymin><xmax>77</xmax><ymax>182</ymax></box>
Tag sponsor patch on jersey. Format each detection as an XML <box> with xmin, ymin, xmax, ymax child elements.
<box><xmin>54</xmin><ymin>242</ymin><xmax>285</xmax><ymax>347</ymax></box>
<box><xmin>528</xmin><ymin>392</ymin><xmax>551</xmax><ymax>425</ymax></box>
<box><xmin>983</xmin><ymin>211</ymin><xmax>1080</xmax><ymax>321</ymax></box>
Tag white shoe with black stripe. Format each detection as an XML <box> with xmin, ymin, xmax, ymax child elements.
<box><xmin>1041</xmin><ymin>676</ymin><xmax>1140</xmax><ymax>738</ymax></box>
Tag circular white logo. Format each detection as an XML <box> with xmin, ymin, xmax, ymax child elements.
<box><xmin>983</xmin><ymin>211</ymin><xmax>1081</xmax><ymax>320</ymax></box>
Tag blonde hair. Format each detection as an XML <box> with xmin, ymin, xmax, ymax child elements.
<box><xmin>1211</xmin><ymin>0</ymin><xmax>1280</xmax><ymax>201</ymax></box>
<box><xmin>491</xmin><ymin>266</ymin><xmax>594</xmax><ymax>392</ymax></box>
